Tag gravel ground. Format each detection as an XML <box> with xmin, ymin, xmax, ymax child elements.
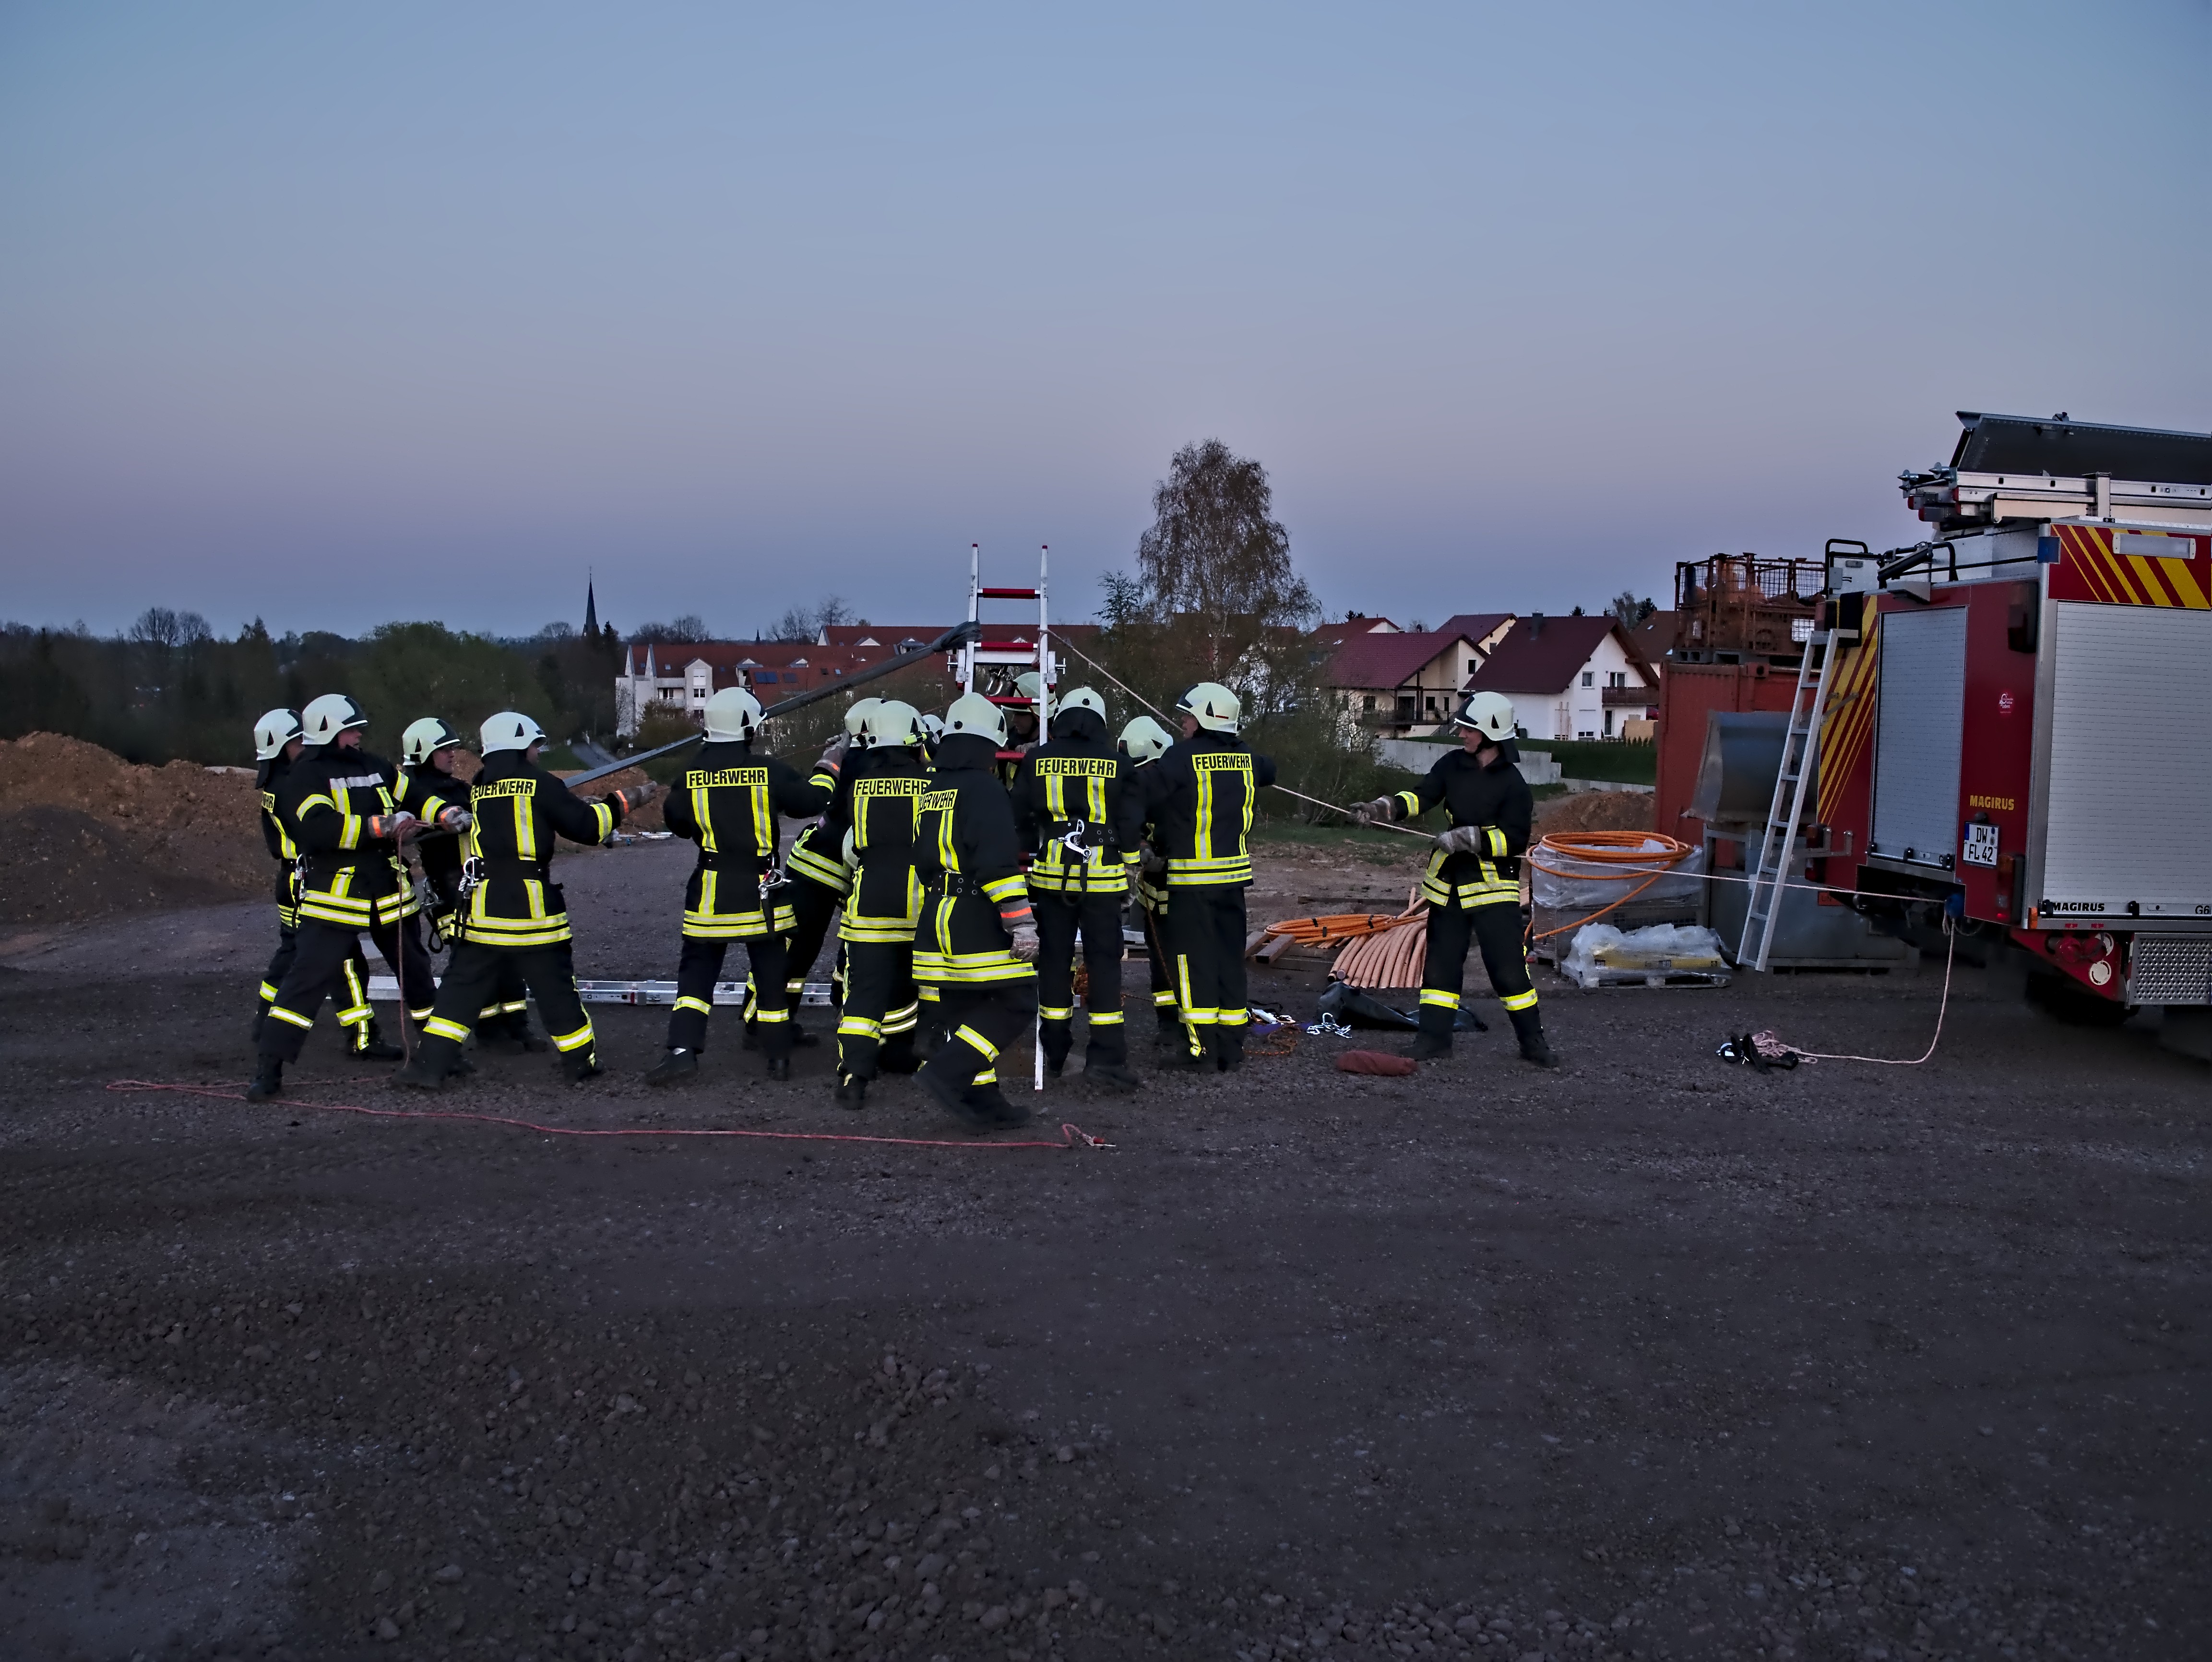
<box><xmin>1</xmin><ymin>839</ymin><xmax>2206</xmax><ymax>1662</ymax></box>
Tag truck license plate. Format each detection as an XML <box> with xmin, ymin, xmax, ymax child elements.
<box><xmin>1961</xmin><ymin>822</ymin><xmax>1999</xmax><ymax>868</ymax></box>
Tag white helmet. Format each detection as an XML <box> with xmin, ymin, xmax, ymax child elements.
<box><xmin>1119</xmin><ymin>714</ymin><xmax>1172</xmax><ymax>763</ymax></box>
<box><xmin>1455</xmin><ymin>690</ymin><xmax>1516</xmax><ymax>742</ymax></box>
<box><xmin>402</xmin><ymin>716</ymin><xmax>463</xmax><ymax>767</ymax></box>
<box><xmin>300</xmin><ymin>693</ymin><xmax>368</xmax><ymax>746</ymax></box>
<box><xmin>1054</xmin><ymin>686</ymin><xmax>1106</xmax><ymax>723</ymax></box>
<box><xmin>1176</xmin><ymin>681</ymin><xmax>1241</xmax><ymax>735</ymax></box>
<box><xmin>703</xmin><ymin>687</ymin><xmax>763</xmax><ymax>741</ymax></box>
<box><xmin>1013</xmin><ymin>670</ymin><xmax>1046</xmax><ymax>707</ymax></box>
<box><xmin>866</xmin><ymin>700</ymin><xmax>924</xmax><ymax>747</ymax></box>
<box><xmin>844</xmin><ymin>696</ymin><xmax>884</xmax><ymax>742</ymax></box>
<box><xmin>253</xmin><ymin>708</ymin><xmax>302</xmax><ymax>761</ymax></box>
<box><xmin>942</xmin><ymin>692</ymin><xmax>1009</xmax><ymax>748</ymax></box>
<box><xmin>920</xmin><ymin>712</ymin><xmax>945</xmax><ymax>747</ymax></box>
<box><xmin>480</xmin><ymin>711</ymin><xmax>547</xmax><ymax>754</ymax></box>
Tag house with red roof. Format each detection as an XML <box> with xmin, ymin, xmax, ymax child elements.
<box><xmin>615</xmin><ymin>640</ymin><xmax>890</xmax><ymax>735</ymax></box>
<box><xmin>1459</xmin><ymin>614</ymin><xmax>1657</xmax><ymax>742</ymax></box>
<box><xmin>1325</xmin><ymin>629</ymin><xmax>1491</xmax><ymax>738</ymax></box>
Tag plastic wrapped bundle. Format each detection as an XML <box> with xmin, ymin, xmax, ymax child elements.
<box><xmin>1560</xmin><ymin>923</ymin><xmax>1731</xmax><ymax>990</ymax></box>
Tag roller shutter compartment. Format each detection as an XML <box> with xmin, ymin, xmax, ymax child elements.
<box><xmin>2043</xmin><ymin>602</ymin><xmax>2212</xmax><ymax>919</ymax></box>
<box><xmin>1871</xmin><ymin>607</ymin><xmax>1968</xmax><ymax>868</ymax></box>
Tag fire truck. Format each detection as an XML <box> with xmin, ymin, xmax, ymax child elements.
<box><xmin>1734</xmin><ymin>411</ymin><xmax>2211</xmax><ymax>1053</ymax></box>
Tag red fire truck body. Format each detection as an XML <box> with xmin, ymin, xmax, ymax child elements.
<box><xmin>1812</xmin><ymin>415</ymin><xmax>2211</xmax><ymax>1010</ymax></box>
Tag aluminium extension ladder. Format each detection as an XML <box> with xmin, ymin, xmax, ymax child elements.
<box><xmin>953</xmin><ymin>543</ymin><xmax>1059</xmax><ymax>747</ymax></box>
<box><xmin>1735</xmin><ymin>627</ymin><xmax>1841</xmax><ymax>973</ymax></box>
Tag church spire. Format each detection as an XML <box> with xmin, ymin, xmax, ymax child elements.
<box><xmin>583</xmin><ymin>571</ymin><xmax>599</xmax><ymax>637</ymax></box>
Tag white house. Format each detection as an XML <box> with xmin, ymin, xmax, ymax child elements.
<box><xmin>1460</xmin><ymin>615</ymin><xmax>1658</xmax><ymax>742</ymax></box>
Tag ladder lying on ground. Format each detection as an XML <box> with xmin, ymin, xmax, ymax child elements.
<box><xmin>1735</xmin><ymin>626</ymin><xmax>1841</xmax><ymax>972</ymax></box>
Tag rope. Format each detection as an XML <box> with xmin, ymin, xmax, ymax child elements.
<box><xmin>1053</xmin><ymin>636</ymin><xmax>1172</xmax><ymax>723</ymax></box>
<box><xmin>105</xmin><ymin>1080</ymin><xmax>1112</xmax><ymax>1152</ymax></box>
<box><xmin>1268</xmin><ymin>782</ymin><xmax>1431</xmax><ymax>839</ymax></box>
<box><xmin>1766</xmin><ymin>925</ymin><xmax>1957</xmax><ymax>1066</ymax></box>
<box><xmin>1524</xmin><ymin>831</ymin><xmax>1698</xmax><ymax>940</ymax></box>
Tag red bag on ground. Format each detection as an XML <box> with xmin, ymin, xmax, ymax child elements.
<box><xmin>1335</xmin><ymin>1049</ymin><xmax>1417</xmax><ymax>1077</ymax></box>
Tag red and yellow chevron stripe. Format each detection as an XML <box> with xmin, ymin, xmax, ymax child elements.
<box><xmin>2051</xmin><ymin>524</ymin><xmax>2210</xmax><ymax>609</ymax></box>
<box><xmin>1815</xmin><ymin>617</ymin><xmax>1879</xmax><ymax>826</ymax></box>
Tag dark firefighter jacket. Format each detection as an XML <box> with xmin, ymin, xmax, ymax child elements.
<box><xmin>278</xmin><ymin>743</ymin><xmax>454</xmax><ymax>929</ymax></box>
<box><xmin>912</xmin><ymin>734</ymin><xmax>1033</xmax><ymax>987</ymax></box>
<box><xmin>1011</xmin><ymin>707</ymin><xmax>1136</xmax><ymax>897</ymax></box>
<box><xmin>258</xmin><ymin>751</ymin><xmax>302</xmax><ymax>925</ymax></box>
<box><xmin>1385</xmin><ymin>741</ymin><xmax>1533</xmax><ymax>909</ymax></box>
<box><xmin>785</xmin><ymin>742</ymin><xmax>860</xmax><ymax>897</ymax></box>
<box><xmin>662</xmin><ymin>739</ymin><xmax>832</xmax><ymax>940</ymax></box>
<box><xmin>454</xmin><ymin>750</ymin><xmax>625</xmax><ymax>948</ymax></box>
<box><xmin>834</xmin><ymin>740</ymin><xmax>931</xmax><ymax>944</ymax></box>
<box><xmin>1123</xmin><ymin>729</ymin><xmax>1277</xmax><ymax>890</ymax></box>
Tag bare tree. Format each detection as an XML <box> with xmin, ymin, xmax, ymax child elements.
<box><xmin>1134</xmin><ymin>440</ymin><xmax>1314</xmax><ymax>676</ymax></box>
<box><xmin>764</xmin><ymin>595</ymin><xmax>855</xmax><ymax>643</ymax></box>
<box><xmin>1610</xmin><ymin>591</ymin><xmax>1656</xmax><ymax>626</ymax></box>
<box><xmin>630</xmin><ymin>614</ymin><xmax>712</xmax><ymax>642</ymax></box>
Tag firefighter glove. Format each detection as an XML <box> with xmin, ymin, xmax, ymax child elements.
<box><xmin>1434</xmin><ymin>824</ymin><xmax>1491</xmax><ymax>856</ymax></box>
<box><xmin>818</xmin><ymin>733</ymin><xmax>849</xmax><ymax>770</ymax></box>
<box><xmin>1351</xmin><ymin>795</ymin><xmax>1396</xmax><ymax>826</ymax></box>
<box><xmin>368</xmin><ymin>811</ymin><xmax>420</xmax><ymax>842</ymax></box>
<box><xmin>436</xmin><ymin>806</ymin><xmax>473</xmax><ymax>832</ymax></box>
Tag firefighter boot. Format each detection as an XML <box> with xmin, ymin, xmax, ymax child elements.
<box><xmin>757</xmin><ymin>1020</ymin><xmax>795</xmax><ymax>1081</ymax></box>
<box><xmin>834</xmin><ymin>1073</ymin><xmax>868</xmax><ymax>1111</ymax></box>
<box><xmin>1213</xmin><ymin>1026</ymin><xmax>1245</xmax><ymax>1074</ymax></box>
<box><xmin>560</xmin><ymin>1051</ymin><xmax>603</xmax><ymax>1084</ymax></box>
<box><xmin>245</xmin><ymin>1053</ymin><xmax>284</xmax><ymax>1103</ymax></box>
<box><xmin>643</xmin><ymin>1048</ymin><xmax>698</xmax><ymax>1087</ymax></box>
<box><xmin>388</xmin><ymin>1053</ymin><xmax>449</xmax><ymax>1092</ymax></box>
<box><xmin>1153</xmin><ymin>1008</ymin><xmax>1184</xmax><ymax>1050</ymax></box>
<box><xmin>1409</xmin><ymin>1003</ymin><xmax>1453</xmax><ymax>1061</ymax></box>
<box><xmin>1510</xmin><ymin>1008</ymin><xmax>1559</xmax><ymax>1069</ymax></box>
<box><xmin>956</xmin><ymin>1080</ymin><xmax>1033</xmax><ymax>1131</ymax></box>
<box><xmin>1039</xmin><ymin>1018</ymin><xmax>1072</xmax><ymax>1079</ymax></box>
<box><xmin>347</xmin><ymin>1019</ymin><xmax>404</xmax><ymax>1063</ymax></box>
<box><xmin>1084</xmin><ymin>1024</ymin><xmax>1139</xmax><ymax>1094</ymax></box>
<box><xmin>510</xmin><ymin>1014</ymin><xmax>549</xmax><ymax>1054</ymax></box>
<box><xmin>876</xmin><ymin>1033</ymin><xmax>922</xmax><ymax>1075</ymax></box>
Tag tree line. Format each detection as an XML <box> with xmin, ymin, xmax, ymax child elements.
<box><xmin>0</xmin><ymin>614</ymin><xmax>624</xmax><ymax>767</ymax></box>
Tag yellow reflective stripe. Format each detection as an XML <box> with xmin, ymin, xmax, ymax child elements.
<box><xmin>838</xmin><ymin>1015</ymin><xmax>882</xmax><ymax>1037</ymax></box>
<box><xmin>974</xmin><ymin>1069</ymin><xmax>998</xmax><ymax>1086</ymax></box>
<box><xmin>952</xmin><ymin>1024</ymin><xmax>1000</xmax><ymax>1061</ymax></box>
<box><xmin>257</xmin><ymin>981</ymin><xmax>279</xmax><ymax>1002</ymax></box>
<box><xmin>269</xmin><ymin>1006</ymin><xmax>314</xmax><ymax>1030</ymax></box>
<box><xmin>753</xmin><ymin>1007</ymin><xmax>790</xmax><ymax>1022</ymax></box>
<box><xmin>1500</xmin><ymin>988</ymin><xmax>1539</xmax><ymax>1011</ymax></box>
<box><xmin>674</xmin><ymin>996</ymin><xmax>713</xmax><ymax>1015</ymax></box>
<box><xmin>426</xmin><ymin>1016</ymin><xmax>473</xmax><ymax>1043</ymax></box>
<box><xmin>1394</xmin><ymin>790</ymin><xmax>1421</xmax><ymax>818</ymax></box>
<box><xmin>1038</xmin><ymin>1006</ymin><xmax>1075</xmax><ymax>1021</ymax></box>
<box><xmin>1153</xmin><ymin>990</ymin><xmax>1177</xmax><ymax>1007</ymax></box>
<box><xmin>982</xmin><ymin>873</ymin><xmax>1028</xmax><ymax>903</ymax></box>
<box><xmin>1088</xmin><ymin>1010</ymin><xmax>1124</xmax><ymax>1025</ymax></box>
<box><xmin>550</xmin><ymin>1021</ymin><xmax>595</xmax><ymax>1052</ymax></box>
<box><xmin>1219</xmin><ymin>1008</ymin><xmax>1248</xmax><ymax>1028</ymax></box>
<box><xmin>1419</xmin><ymin>990</ymin><xmax>1460</xmax><ymax>1008</ymax></box>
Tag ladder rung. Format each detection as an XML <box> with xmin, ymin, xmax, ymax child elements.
<box><xmin>977</xmin><ymin>587</ymin><xmax>1039</xmax><ymax>599</ymax></box>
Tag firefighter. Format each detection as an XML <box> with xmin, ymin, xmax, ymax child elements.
<box><xmin>1012</xmin><ymin>687</ymin><xmax>1139</xmax><ymax>1091</ymax></box>
<box><xmin>776</xmin><ymin>696</ymin><xmax>877</xmax><ymax>1043</ymax></box>
<box><xmin>401</xmin><ymin>717</ymin><xmax>544</xmax><ymax>1053</ymax></box>
<box><xmin>1353</xmin><ymin>690</ymin><xmax>1557</xmax><ymax>1068</ymax></box>
<box><xmin>1005</xmin><ymin>671</ymin><xmax>1047</xmax><ymax>751</ymax></box>
<box><xmin>911</xmin><ymin>693</ymin><xmax>1040</xmax><ymax>1129</ymax></box>
<box><xmin>1123</xmin><ymin>682</ymin><xmax>1276</xmax><ymax>1071</ymax></box>
<box><xmin>1117</xmin><ymin>713</ymin><xmax>1179</xmax><ymax>1049</ymax></box>
<box><xmin>639</xmin><ymin>689</ymin><xmax>834</xmax><ymax>1085</ymax></box>
<box><xmin>247</xmin><ymin>694</ymin><xmax>464</xmax><ymax>1100</ymax></box>
<box><xmin>392</xmin><ymin>712</ymin><xmax>649</xmax><ymax>1088</ymax></box>
<box><xmin>250</xmin><ymin>707</ymin><xmax>373</xmax><ymax>1050</ymax></box>
<box><xmin>830</xmin><ymin>700</ymin><xmax>932</xmax><ymax>1108</ymax></box>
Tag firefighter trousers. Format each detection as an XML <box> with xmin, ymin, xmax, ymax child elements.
<box><xmin>1035</xmin><ymin>892</ymin><xmax>1126</xmax><ymax>1068</ymax></box>
<box><xmin>1164</xmin><ymin>884</ymin><xmax>1250</xmax><ymax>1063</ymax></box>
<box><xmin>258</xmin><ymin>910</ymin><xmax>376</xmax><ymax>1043</ymax></box>
<box><xmin>921</xmin><ymin>978</ymin><xmax>1038</xmax><ymax>1094</ymax></box>
<box><xmin>781</xmin><ymin>875</ymin><xmax>841</xmax><ymax>1006</ymax></box>
<box><xmin>836</xmin><ymin>938</ymin><xmax>919</xmax><ymax>1080</ymax></box>
<box><xmin>259</xmin><ymin>916</ymin><xmax>435</xmax><ymax>1062</ymax></box>
<box><xmin>416</xmin><ymin>941</ymin><xmax>596</xmax><ymax>1066</ymax></box>
<box><xmin>668</xmin><ymin>933</ymin><xmax>792</xmax><ymax>1059</ymax></box>
<box><xmin>1139</xmin><ymin>903</ymin><xmax>1177</xmax><ymax>1034</ymax></box>
<box><xmin>1418</xmin><ymin>897</ymin><xmax>1537</xmax><ymax>1041</ymax></box>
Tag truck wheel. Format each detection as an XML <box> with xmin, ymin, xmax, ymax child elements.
<box><xmin>2025</xmin><ymin>970</ymin><xmax>2130</xmax><ymax>1028</ymax></box>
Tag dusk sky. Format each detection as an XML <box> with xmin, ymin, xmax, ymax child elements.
<box><xmin>3</xmin><ymin>2</ymin><xmax>2206</xmax><ymax>641</ymax></box>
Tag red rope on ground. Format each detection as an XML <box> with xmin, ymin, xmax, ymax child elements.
<box><xmin>105</xmin><ymin>1080</ymin><xmax>1111</xmax><ymax>1152</ymax></box>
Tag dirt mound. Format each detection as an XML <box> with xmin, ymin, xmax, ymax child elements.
<box><xmin>0</xmin><ymin>735</ymin><xmax>267</xmax><ymax>926</ymax></box>
<box><xmin>1535</xmin><ymin>787</ymin><xmax>1655</xmax><ymax>837</ymax></box>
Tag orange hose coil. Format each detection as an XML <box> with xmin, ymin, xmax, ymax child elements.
<box><xmin>1524</xmin><ymin>831</ymin><xmax>1698</xmax><ymax>940</ymax></box>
